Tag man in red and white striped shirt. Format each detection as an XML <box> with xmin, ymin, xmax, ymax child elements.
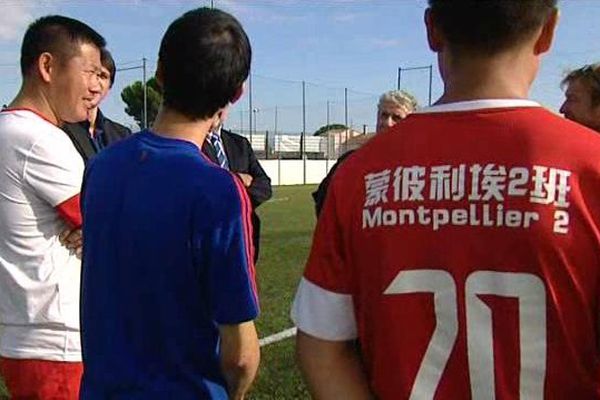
<box><xmin>0</xmin><ymin>15</ymin><xmax>105</xmax><ymax>400</ymax></box>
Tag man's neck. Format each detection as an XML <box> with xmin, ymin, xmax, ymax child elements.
<box><xmin>151</xmin><ymin>105</ymin><xmax>214</xmax><ymax>149</ymax></box>
<box><xmin>436</xmin><ymin>49</ymin><xmax>536</xmax><ymax>105</ymax></box>
<box><xmin>88</xmin><ymin>107</ymin><xmax>99</xmax><ymax>136</ymax></box>
<box><xmin>8</xmin><ymin>83</ymin><xmax>60</xmax><ymax>125</ymax></box>
<box><xmin>211</xmin><ymin>125</ymin><xmax>223</xmax><ymax>137</ymax></box>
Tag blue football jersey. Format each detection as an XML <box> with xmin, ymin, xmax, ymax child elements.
<box><xmin>80</xmin><ymin>130</ymin><xmax>258</xmax><ymax>399</ymax></box>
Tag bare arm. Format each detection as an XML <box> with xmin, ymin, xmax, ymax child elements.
<box><xmin>219</xmin><ymin>321</ymin><xmax>260</xmax><ymax>400</ymax></box>
<box><xmin>296</xmin><ymin>330</ymin><xmax>374</xmax><ymax>400</ymax></box>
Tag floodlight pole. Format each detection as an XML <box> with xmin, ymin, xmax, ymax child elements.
<box><xmin>248</xmin><ymin>72</ymin><xmax>253</xmax><ymax>142</ymax></box>
<box><xmin>142</xmin><ymin>57</ymin><xmax>147</xmax><ymax>129</ymax></box>
<box><xmin>302</xmin><ymin>81</ymin><xmax>306</xmax><ymax>184</ymax></box>
<box><xmin>116</xmin><ymin>59</ymin><xmax>149</xmax><ymax>129</ymax></box>
<box><xmin>326</xmin><ymin>100</ymin><xmax>331</xmax><ymax>168</ymax></box>
<box><xmin>274</xmin><ymin>106</ymin><xmax>278</xmax><ymax>136</ymax></box>
<box><xmin>344</xmin><ymin>88</ymin><xmax>348</xmax><ymax>154</ymax></box>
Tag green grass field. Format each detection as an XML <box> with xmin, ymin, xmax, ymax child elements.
<box><xmin>0</xmin><ymin>184</ymin><xmax>317</xmax><ymax>399</ymax></box>
<box><xmin>249</xmin><ymin>184</ymin><xmax>316</xmax><ymax>399</ymax></box>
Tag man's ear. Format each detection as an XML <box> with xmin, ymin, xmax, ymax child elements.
<box><xmin>534</xmin><ymin>8</ymin><xmax>559</xmax><ymax>55</ymax></box>
<box><xmin>425</xmin><ymin>8</ymin><xmax>443</xmax><ymax>53</ymax></box>
<box><xmin>154</xmin><ymin>60</ymin><xmax>164</xmax><ymax>90</ymax></box>
<box><xmin>38</xmin><ymin>52</ymin><xmax>54</xmax><ymax>84</ymax></box>
<box><xmin>230</xmin><ymin>84</ymin><xmax>244</xmax><ymax>104</ymax></box>
<box><xmin>209</xmin><ymin>108</ymin><xmax>225</xmax><ymax>133</ymax></box>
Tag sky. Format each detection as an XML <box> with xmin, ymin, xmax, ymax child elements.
<box><xmin>0</xmin><ymin>0</ymin><xmax>599</xmax><ymax>134</ymax></box>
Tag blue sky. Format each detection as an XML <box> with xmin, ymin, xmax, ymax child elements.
<box><xmin>0</xmin><ymin>0</ymin><xmax>599</xmax><ymax>134</ymax></box>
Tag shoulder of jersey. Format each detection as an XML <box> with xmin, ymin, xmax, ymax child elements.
<box><xmin>0</xmin><ymin>110</ymin><xmax>74</xmax><ymax>150</ymax></box>
<box><xmin>532</xmin><ymin>108</ymin><xmax>600</xmax><ymax>149</ymax></box>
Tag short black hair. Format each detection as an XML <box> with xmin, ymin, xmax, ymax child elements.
<box><xmin>20</xmin><ymin>15</ymin><xmax>106</xmax><ymax>76</ymax></box>
<box><xmin>428</xmin><ymin>0</ymin><xmax>557</xmax><ymax>55</ymax></box>
<box><xmin>158</xmin><ymin>7</ymin><xmax>251</xmax><ymax>120</ymax></box>
<box><xmin>562</xmin><ymin>64</ymin><xmax>600</xmax><ymax>107</ymax></box>
<box><xmin>101</xmin><ymin>48</ymin><xmax>116</xmax><ymax>88</ymax></box>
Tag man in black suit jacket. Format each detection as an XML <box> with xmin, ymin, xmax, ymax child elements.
<box><xmin>203</xmin><ymin>127</ymin><xmax>272</xmax><ymax>263</ymax></box>
<box><xmin>63</xmin><ymin>48</ymin><xmax>131</xmax><ymax>162</ymax></box>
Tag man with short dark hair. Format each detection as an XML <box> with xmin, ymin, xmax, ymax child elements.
<box><xmin>293</xmin><ymin>1</ymin><xmax>600</xmax><ymax>398</ymax></box>
<box><xmin>560</xmin><ymin>63</ymin><xmax>600</xmax><ymax>133</ymax></box>
<box><xmin>63</xmin><ymin>48</ymin><xmax>131</xmax><ymax>162</ymax></box>
<box><xmin>80</xmin><ymin>8</ymin><xmax>259</xmax><ymax>399</ymax></box>
<box><xmin>0</xmin><ymin>15</ymin><xmax>105</xmax><ymax>399</ymax></box>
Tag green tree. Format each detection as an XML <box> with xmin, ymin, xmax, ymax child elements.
<box><xmin>313</xmin><ymin>123</ymin><xmax>348</xmax><ymax>136</ymax></box>
<box><xmin>121</xmin><ymin>77</ymin><xmax>162</xmax><ymax>129</ymax></box>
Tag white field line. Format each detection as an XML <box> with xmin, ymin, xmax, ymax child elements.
<box><xmin>259</xmin><ymin>327</ymin><xmax>297</xmax><ymax>347</ymax></box>
<box><xmin>266</xmin><ymin>197</ymin><xmax>290</xmax><ymax>203</ymax></box>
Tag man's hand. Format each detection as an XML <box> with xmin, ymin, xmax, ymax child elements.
<box><xmin>59</xmin><ymin>227</ymin><xmax>83</xmax><ymax>259</ymax></box>
<box><xmin>237</xmin><ymin>173</ymin><xmax>253</xmax><ymax>188</ymax></box>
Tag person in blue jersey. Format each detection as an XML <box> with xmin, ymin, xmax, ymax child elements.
<box><xmin>79</xmin><ymin>8</ymin><xmax>260</xmax><ymax>400</ymax></box>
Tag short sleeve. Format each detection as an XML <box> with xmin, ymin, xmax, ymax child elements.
<box><xmin>195</xmin><ymin>172</ymin><xmax>259</xmax><ymax>325</ymax></box>
<box><xmin>23</xmin><ymin>134</ymin><xmax>84</xmax><ymax>207</ymax></box>
<box><xmin>291</xmin><ymin>175</ymin><xmax>358</xmax><ymax>341</ymax></box>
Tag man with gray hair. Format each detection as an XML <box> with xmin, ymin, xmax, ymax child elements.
<box><xmin>312</xmin><ymin>89</ymin><xmax>417</xmax><ymax>216</ymax></box>
<box><xmin>376</xmin><ymin>89</ymin><xmax>418</xmax><ymax>134</ymax></box>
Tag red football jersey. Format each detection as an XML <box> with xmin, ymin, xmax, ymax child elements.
<box><xmin>292</xmin><ymin>100</ymin><xmax>600</xmax><ymax>399</ymax></box>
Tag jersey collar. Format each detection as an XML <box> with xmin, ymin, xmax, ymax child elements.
<box><xmin>415</xmin><ymin>99</ymin><xmax>541</xmax><ymax>114</ymax></box>
<box><xmin>1</xmin><ymin>107</ymin><xmax>58</xmax><ymax>126</ymax></box>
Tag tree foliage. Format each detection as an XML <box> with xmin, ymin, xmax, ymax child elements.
<box><xmin>120</xmin><ymin>77</ymin><xmax>162</xmax><ymax>129</ymax></box>
<box><xmin>313</xmin><ymin>123</ymin><xmax>348</xmax><ymax>136</ymax></box>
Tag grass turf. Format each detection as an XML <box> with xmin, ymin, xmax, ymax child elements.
<box><xmin>0</xmin><ymin>184</ymin><xmax>317</xmax><ymax>399</ymax></box>
<box><xmin>249</xmin><ymin>184</ymin><xmax>317</xmax><ymax>398</ymax></box>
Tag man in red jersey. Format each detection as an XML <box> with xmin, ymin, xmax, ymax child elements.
<box><xmin>293</xmin><ymin>1</ymin><xmax>600</xmax><ymax>399</ymax></box>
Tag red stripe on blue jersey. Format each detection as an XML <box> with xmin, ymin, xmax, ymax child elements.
<box><xmin>199</xmin><ymin>150</ymin><xmax>217</xmax><ymax>166</ymax></box>
<box><xmin>231</xmin><ymin>175</ymin><xmax>259</xmax><ymax>304</ymax></box>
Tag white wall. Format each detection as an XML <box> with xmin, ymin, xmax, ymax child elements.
<box><xmin>260</xmin><ymin>159</ymin><xmax>337</xmax><ymax>186</ymax></box>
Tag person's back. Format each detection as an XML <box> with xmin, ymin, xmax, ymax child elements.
<box><xmin>81</xmin><ymin>131</ymin><xmax>257</xmax><ymax>398</ymax></box>
<box><xmin>306</xmin><ymin>102</ymin><xmax>600</xmax><ymax>398</ymax></box>
<box><xmin>292</xmin><ymin>1</ymin><xmax>600</xmax><ymax>399</ymax></box>
<box><xmin>80</xmin><ymin>7</ymin><xmax>260</xmax><ymax>400</ymax></box>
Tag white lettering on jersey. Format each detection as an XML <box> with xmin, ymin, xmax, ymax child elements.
<box><xmin>364</xmin><ymin>169</ymin><xmax>391</xmax><ymax>207</ymax></box>
<box><xmin>362</xmin><ymin>163</ymin><xmax>571</xmax><ymax>235</ymax></box>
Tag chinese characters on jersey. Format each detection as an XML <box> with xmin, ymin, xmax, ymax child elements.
<box><xmin>363</xmin><ymin>163</ymin><xmax>571</xmax><ymax>234</ymax></box>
